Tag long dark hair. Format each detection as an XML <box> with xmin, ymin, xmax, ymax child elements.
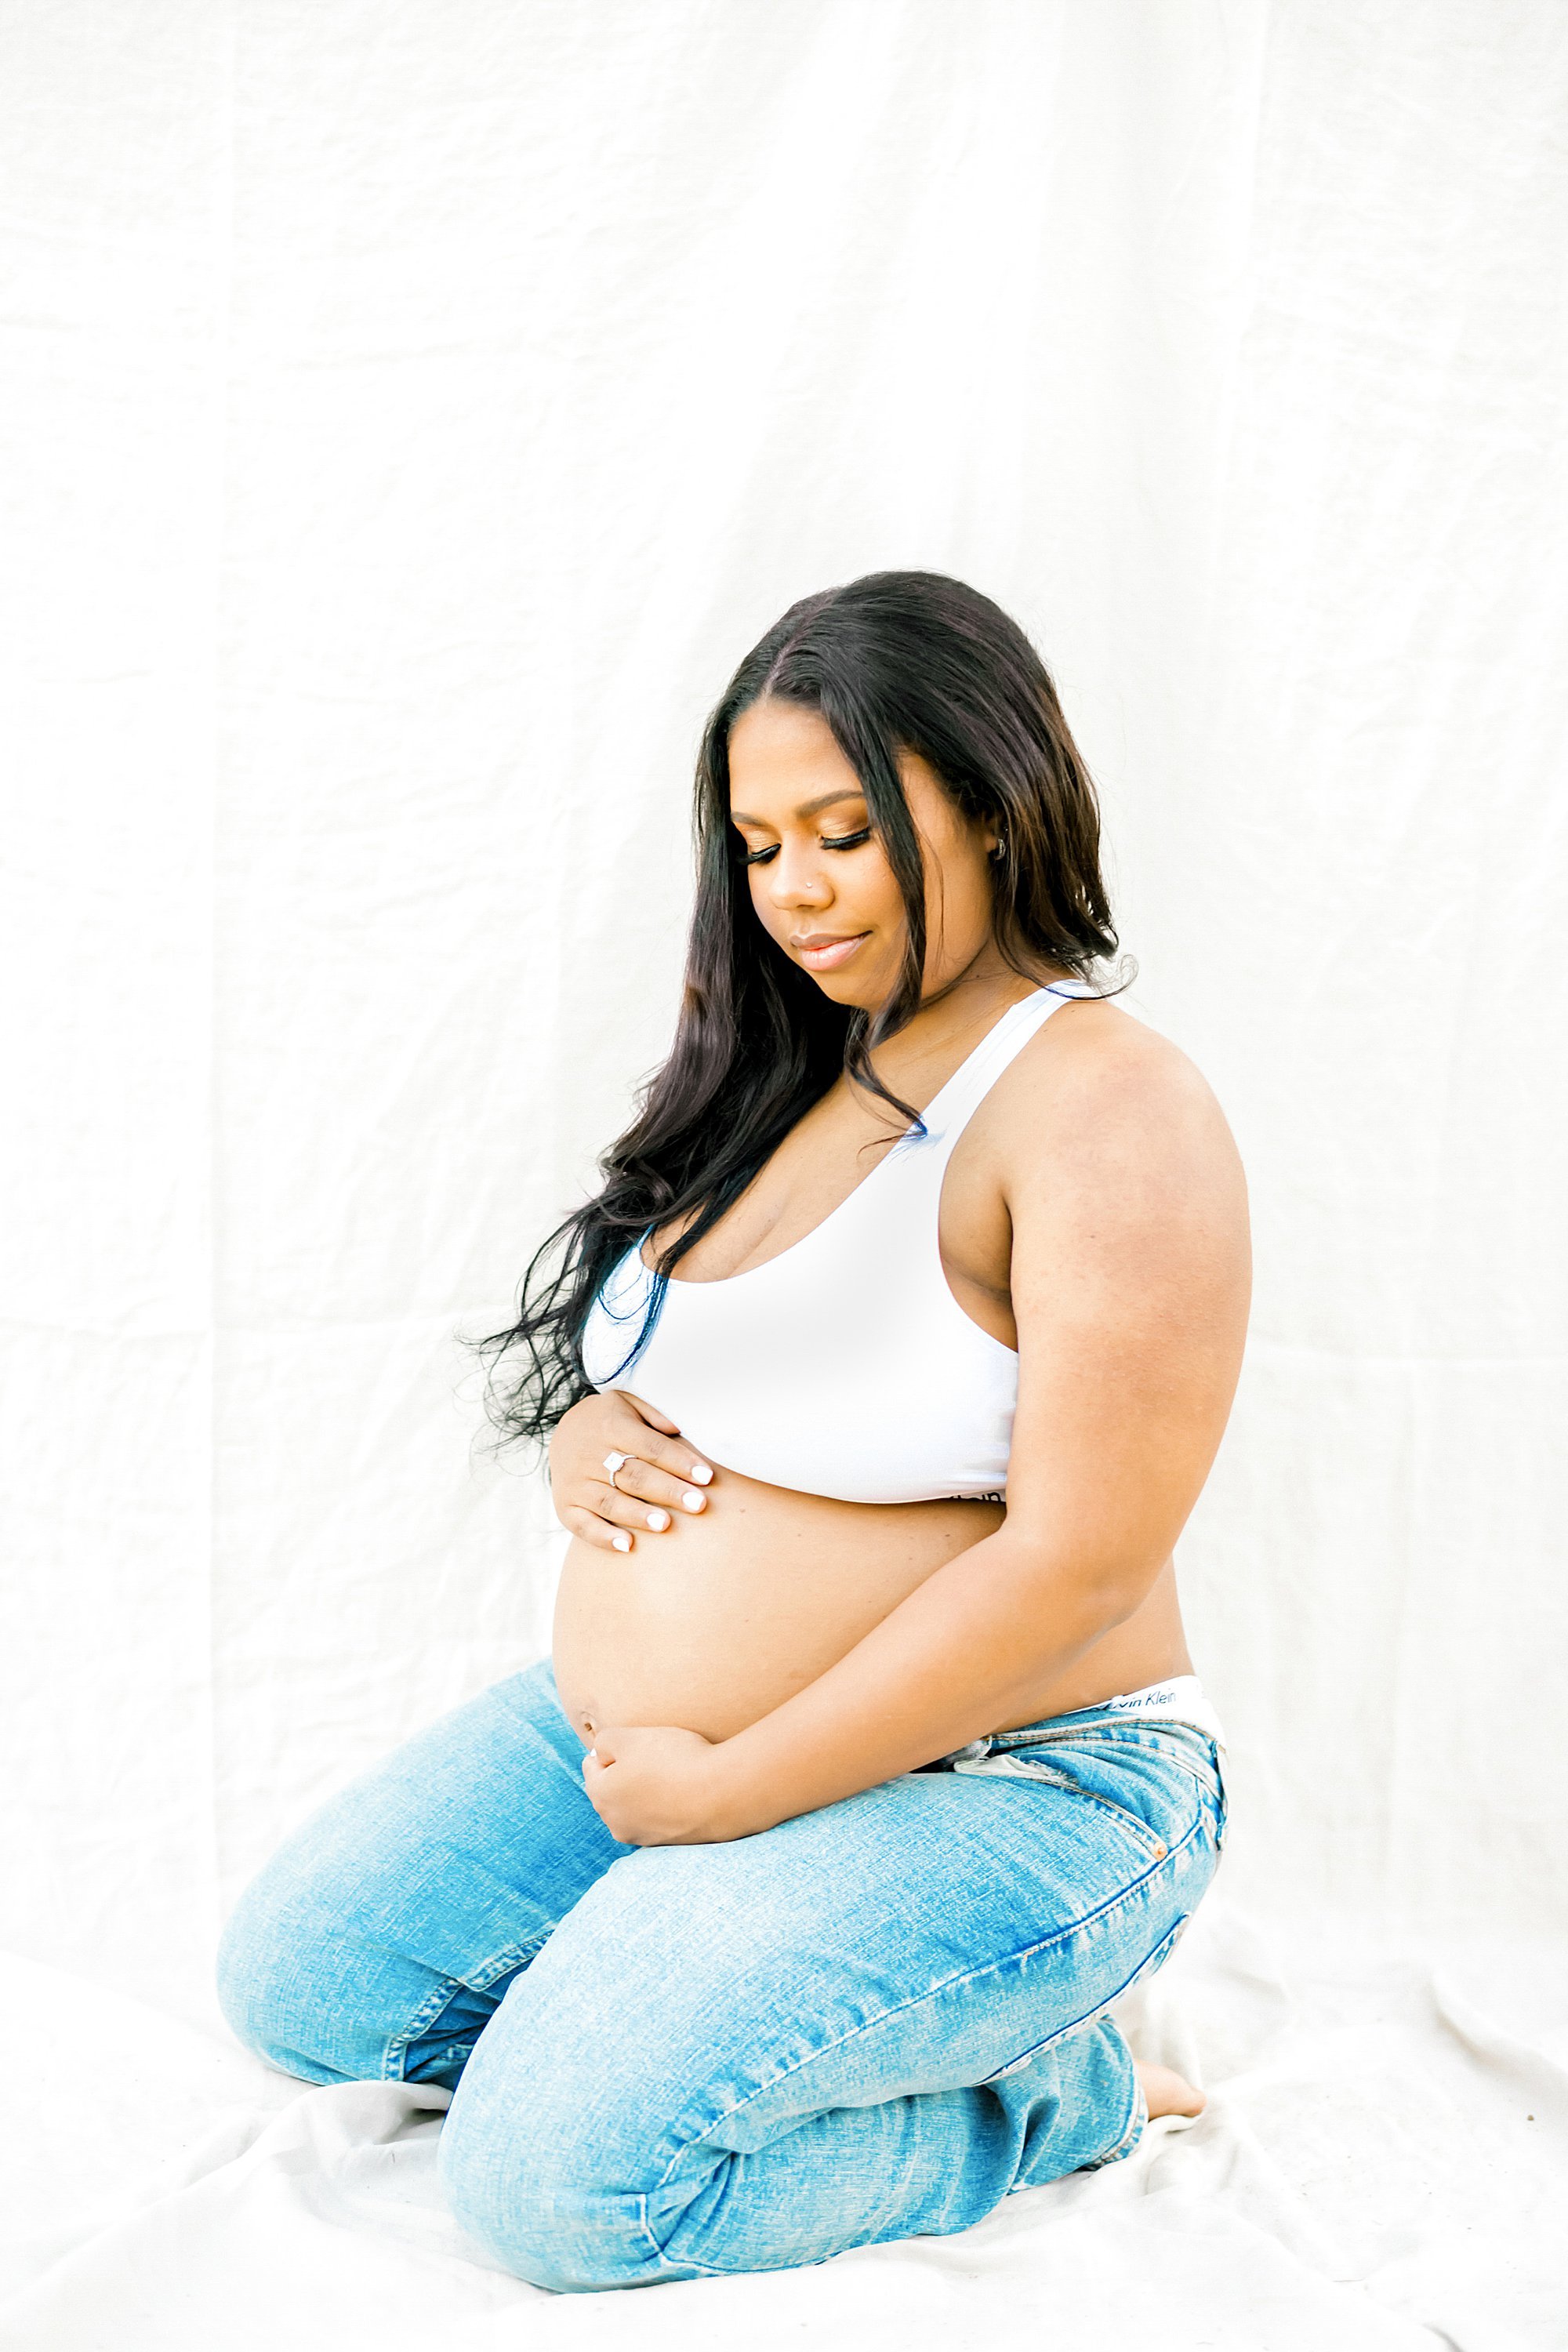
<box><xmin>477</xmin><ymin>570</ymin><xmax>1119</xmax><ymax>1447</ymax></box>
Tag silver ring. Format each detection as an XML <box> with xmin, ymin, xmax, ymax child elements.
<box><xmin>602</xmin><ymin>1450</ymin><xmax>629</xmax><ymax>1490</ymax></box>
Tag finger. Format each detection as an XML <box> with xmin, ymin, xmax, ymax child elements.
<box><xmin>600</xmin><ymin>1457</ymin><xmax>706</xmax><ymax>1517</ymax></box>
<box><xmin>612</xmin><ymin>1398</ymin><xmax>714</xmax><ymax>1488</ymax></box>
<box><xmin>615</xmin><ymin>1389</ymin><xmax>681</xmax><ymax>1437</ymax></box>
<box><xmin>561</xmin><ymin>1504</ymin><xmax>637</xmax><ymax>1555</ymax></box>
<box><xmin>589</xmin><ymin>1479</ymin><xmax>676</xmax><ymax>1534</ymax></box>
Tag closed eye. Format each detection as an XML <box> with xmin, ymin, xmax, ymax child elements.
<box><xmin>742</xmin><ymin>826</ymin><xmax>873</xmax><ymax>867</ymax></box>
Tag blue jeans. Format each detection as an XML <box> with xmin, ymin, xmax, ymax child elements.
<box><xmin>216</xmin><ymin>1658</ymin><xmax>1225</xmax><ymax>2292</ymax></box>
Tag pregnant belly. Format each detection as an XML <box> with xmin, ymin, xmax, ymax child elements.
<box><xmin>551</xmin><ymin>1466</ymin><xmax>1004</xmax><ymax>1746</ymax></box>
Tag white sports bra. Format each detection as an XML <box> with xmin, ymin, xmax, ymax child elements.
<box><xmin>579</xmin><ymin>985</ymin><xmax>1084</xmax><ymax>1504</ymax></box>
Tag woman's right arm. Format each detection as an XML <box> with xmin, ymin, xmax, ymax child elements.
<box><xmin>547</xmin><ymin>1390</ymin><xmax>715</xmax><ymax>1552</ymax></box>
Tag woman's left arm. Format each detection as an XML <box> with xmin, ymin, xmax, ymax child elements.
<box><xmin>583</xmin><ymin>1016</ymin><xmax>1251</xmax><ymax>1845</ymax></box>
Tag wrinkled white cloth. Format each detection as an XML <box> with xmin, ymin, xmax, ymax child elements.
<box><xmin>2</xmin><ymin>0</ymin><xmax>1566</xmax><ymax>2343</ymax></box>
<box><xmin>3</xmin><ymin>1907</ymin><xmax>1566</xmax><ymax>2349</ymax></box>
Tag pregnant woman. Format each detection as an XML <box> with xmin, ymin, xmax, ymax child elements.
<box><xmin>217</xmin><ymin>571</ymin><xmax>1250</xmax><ymax>2293</ymax></box>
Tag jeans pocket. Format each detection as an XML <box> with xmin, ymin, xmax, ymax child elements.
<box><xmin>953</xmin><ymin>1752</ymin><xmax>1172</xmax><ymax>1861</ymax></box>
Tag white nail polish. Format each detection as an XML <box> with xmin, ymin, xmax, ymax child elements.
<box><xmin>648</xmin><ymin>1508</ymin><xmax>670</xmax><ymax>1530</ymax></box>
<box><xmin>612</xmin><ymin>1533</ymin><xmax>632</xmax><ymax>1552</ymax></box>
<box><xmin>689</xmin><ymin>1463</ymin><xmax>713</xmax><ymax>1485</ymax></box>
<box><xmin>682</xmin><ymin>1489</ymin><xmax>703</xmax><ymax>1512</ymax></box>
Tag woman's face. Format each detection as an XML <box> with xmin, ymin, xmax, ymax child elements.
<box><xmin>726</xmin><ymin>697</ymin><xmax>1000</xmax><ymax>1012</ymax></box>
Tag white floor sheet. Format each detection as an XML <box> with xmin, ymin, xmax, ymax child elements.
<box><xmin>2</xmin><ymin>2</ymin><xmax>1566</xmax><ymax>2346</ymax></box>
<box><xmin>2</xmin><ymin>1915</ymin><xmax>1566</xmax><ymax>2350</ymax></box>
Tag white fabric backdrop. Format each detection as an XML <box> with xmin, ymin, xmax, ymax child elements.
<box><xmin>2</xmin><ymin>2</ymin><xmax>1566</xmax><ymax>2345</ymax></box>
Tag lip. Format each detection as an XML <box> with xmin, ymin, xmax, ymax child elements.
<box><xmin>791</xmin><ymin>931</ymin><xmax>870</xmax><ymax>971</ymax></box>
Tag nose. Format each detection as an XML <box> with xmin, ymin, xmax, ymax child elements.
<box><xmin>763</xmin><ymin>839</ymin><xmax>833</xmax><ymax>911</ymax></box>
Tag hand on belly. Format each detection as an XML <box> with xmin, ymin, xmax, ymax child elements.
<box><xmin>551</xmin><ymin>1466</ymin><xmax>1004</xmax><ymax>1747</ymax></box>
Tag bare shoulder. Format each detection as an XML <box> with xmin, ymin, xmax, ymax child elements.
<box><xmin>989</xmin><ymin>996</ymin><xmax>1250</xmax><ymax>1254</ymax></box>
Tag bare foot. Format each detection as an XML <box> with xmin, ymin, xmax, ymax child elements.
<box><xmin>1135</xmin><ymin>2060</ymin><xmax>1206</xmax><ymax>2120</ymax></box>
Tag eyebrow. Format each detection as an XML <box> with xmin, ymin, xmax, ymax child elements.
<box><xmin>729</xmin><ymin>788</ymin><xmax>868</xmax><ymax>827</ymax></box>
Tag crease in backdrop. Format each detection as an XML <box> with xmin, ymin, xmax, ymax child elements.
<box><xmin>2</xmin><ymin>2</ymin><xmax>1566</xmax><ymax>2344</ymax></box>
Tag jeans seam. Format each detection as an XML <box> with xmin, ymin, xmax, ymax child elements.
<box><xmin>1078</xmin><ymin>2067</ymin><xmax>1147</xmax><ymax>2172</ymax></box>
<box><xmin>635</xmin><ymin>1811</ymin><xmax>1210</xmax><ymax>2276</ymax></box>
<box><xmin>975</xmin><ymin>1904</ymin><xmax>1192</xmax><ymax>2084</ymax></box>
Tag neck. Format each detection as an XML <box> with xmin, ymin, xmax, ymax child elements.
<box><xmin>866</xmin><ymin>946</ymin><xmax>1058</xmax><ymax>1093</ymax></box>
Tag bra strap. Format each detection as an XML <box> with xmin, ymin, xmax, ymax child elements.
<box><xmin>916</xmin><ymin>987</ymin><xmax>1080</xmax><ymax>1149</ymax></box>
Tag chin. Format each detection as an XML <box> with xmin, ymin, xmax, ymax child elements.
<box><xmin>804</xmin><ymin>971</ymin><xmax>881</xmax><ymax>1010</ymax></box>
<box><xmin>786</xmin><ymin>944</ymin><xmax>895</xmax><ymax>1010</ymax></box>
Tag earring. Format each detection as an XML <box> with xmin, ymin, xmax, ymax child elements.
<box><xmin>989</xmin><ymin>837</ymin><xmax>1007</xmax><ymax>862</ymax></box>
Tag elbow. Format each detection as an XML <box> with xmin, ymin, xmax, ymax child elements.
<box><xmin>1000</xmin><ymin>1526</ymin><xmax>1169</xmax><ymax>1645</ymax></box>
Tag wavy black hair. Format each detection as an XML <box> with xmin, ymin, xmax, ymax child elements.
<box><xmin>477</xmin><ymin>569</ymin><xmax>1119</xmax><ymax>1447</ymax></box>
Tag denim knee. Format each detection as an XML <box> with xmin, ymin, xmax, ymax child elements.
<box><xmin>216</xmin><ymin>1853</ymin><xmax>383</xmax><ymax>2086</ymax></box>
<box><xmin>437</xmin><ymin>2037</ymin><xmax>668</xmax><ymax>2292</ymax></box>
<box><xmin>215</xmin><ymin>1866</ymin><xmax>329</xmax><ymax>2083</ymax></box>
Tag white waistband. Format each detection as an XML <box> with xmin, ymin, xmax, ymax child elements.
<box><xmin>1095</xmin><ymin>1675</ymin><xmax>1227</xmax><ymax>1751</ymax></box>
<box><xmin>931</xmin><ymin>1675</ymin><xmax>1227</xmax><ymax>1774</ymax></box>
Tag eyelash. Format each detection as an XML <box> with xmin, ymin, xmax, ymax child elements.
<box><xmin>743</xmin><ymin>826</ymin><xmax>873</xmax><ymax>868</ymax></box>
